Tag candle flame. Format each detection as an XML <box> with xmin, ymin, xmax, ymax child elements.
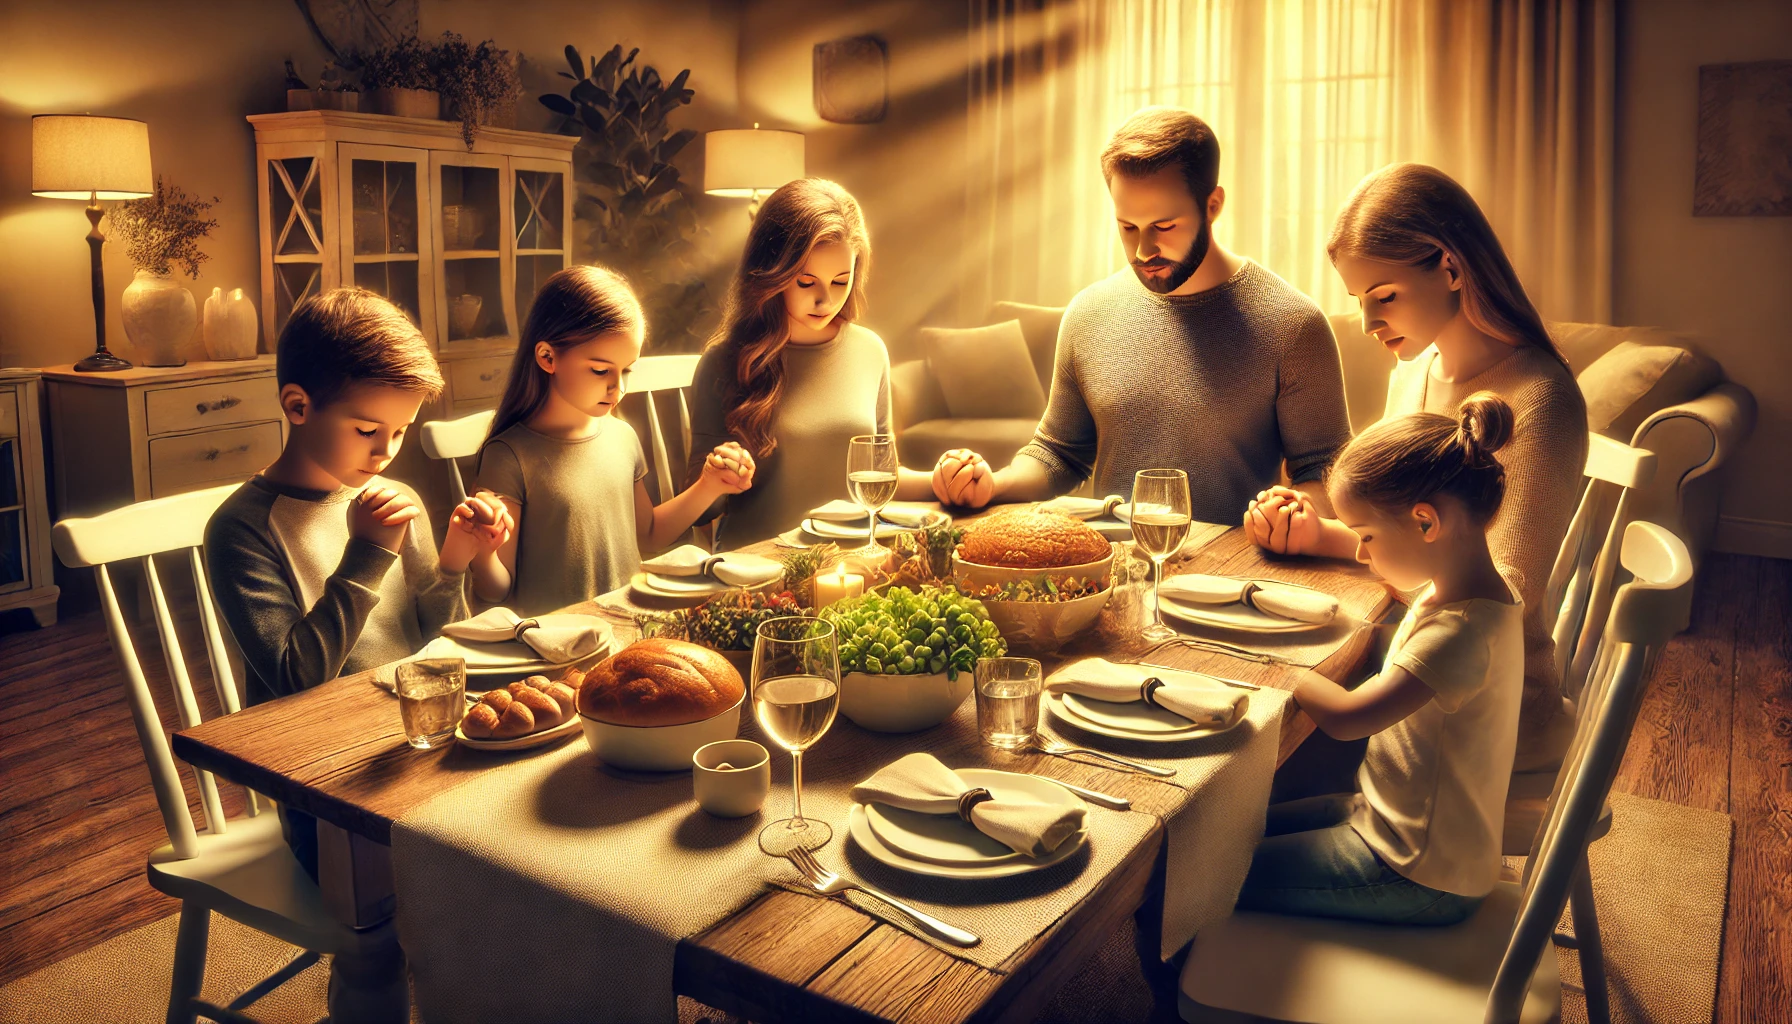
<box><xmin>835</xmin><ymin>562</ymin><xmax>848</xmax><ymax>581</ymax></box>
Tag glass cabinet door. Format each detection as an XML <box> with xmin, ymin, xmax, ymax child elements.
<box><xmin>0</xmin><ymin>436</ymin><xmax>24</xmax><ymax>593</ymax></box>
<box><xmin>338</xmin><ymin>144</ymin><xmax>430</xmax><ymax>333</ymax></box>
<box><xmin>267</xmin><ymin>153</ymin><xmax>326</xmax><ymax>337</ymax></box>
<box><xmin>512</xmin><ymin>160</ymin><xmax>570</xmax><ymax>325</ymax></box>
<box><xmin>433</xmin><ymin>153</ymin><xmax>510</xmax><ymax>346</ymax></box>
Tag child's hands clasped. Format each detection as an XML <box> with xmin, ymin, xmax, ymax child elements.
<box><xmin>1245</xmin><ymin>486</ymin><xmax>1321</xmax><ymax>555</ymax></box>
<box><xmin>442</xmin><ymin>491</ymin><xmax>513</xmax><ymax>575</ymax></box>
<box><xmin>348</xmin><ymin>485</ymin><xmax>421</xmax><ymax>553</ymax></box>
<box><xmin>701</xmin><ymin>442</ymin><xmax>756</xmax><ymax>495</ymax></box>
<box><xmin>932</xmin><ymin>448</ymin><xmax>994</xmax><ymax>508</ymax></box>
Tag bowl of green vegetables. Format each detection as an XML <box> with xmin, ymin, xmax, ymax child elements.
<box><xmin>819</xmin><ymin>585</ymin><xmax>1007</xmax><ymax>733</ymax></box>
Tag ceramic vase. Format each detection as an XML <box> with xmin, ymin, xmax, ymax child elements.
<box><xmin>203</xmin><ymin>287</ymin><xmax>260</xmax><ymax>361</ymax></box>
<box><xmin>121</xmin><ymin>270</ymin><xmax>197</xmax><ymax>367</ymax></box>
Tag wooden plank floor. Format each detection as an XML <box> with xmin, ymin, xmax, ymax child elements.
<box><xmin>2</xmin><ymin>553</ymin><xmax>1788</xmax><ymax>1022</ymax></box>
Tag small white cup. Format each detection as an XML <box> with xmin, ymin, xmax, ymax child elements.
<box><xmin>693</xmin><ymin>740</ymin><xmax>771</xmax><ymax>818</ymax></box>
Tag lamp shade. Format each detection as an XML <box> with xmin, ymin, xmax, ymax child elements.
<box><xmin>703</xmin><ymin>127</ymin><xmax>804</xmax><ymax>197</ymax></box>
<box><xmin>31</xmin><ymin>115</ymin><xmax>153</xmax><ymax>200</ymax></box>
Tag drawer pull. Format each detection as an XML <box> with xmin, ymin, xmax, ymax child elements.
<box><xmin>479</xmin><ymin>370</ymin><xmax>501</xmax><ymax>382</ymax></box>
<box><xmin>196</xmin><ymin>396</ymin><xmax>242</xmax><ymax>415</ymax></box>
<box><xmin>203</xmin><ymin>443</ymin><xmax>252</xmax><ymax>462</ymax></box>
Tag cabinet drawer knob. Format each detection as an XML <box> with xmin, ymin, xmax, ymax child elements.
<box><xmin>479</xmin><ymin>370</ymin><xmax>500</xmax><ymax>382</ymax></box>
<box><xmin>196</xmin><ymin>396</ymin><xmax>242</xmax><ymax>414</ymax></box>
<box><xmin>203</xmin><ymin>443</ymin><xmax>252</xmax><ymax>461</ymax></box>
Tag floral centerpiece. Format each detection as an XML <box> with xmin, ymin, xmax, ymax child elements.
<box><xmin>106</xmin><ymin>178</ymin><xmax>218</xmax><ymax>366</ymax></box>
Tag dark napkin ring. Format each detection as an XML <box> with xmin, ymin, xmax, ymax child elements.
<box><xmin>511</xmin><ymin>617</ymin><xmax>541</xmax><ymax>641</ymax></box>
<box><xmin>1139</xmin><ymin>676</ymin><xmax>1167</xmax><ymax>708</ymax></box>
<box><xmin>957</xmin><ymin>787</ymin><xmax>994</xmax><ymax>822</ymax></box>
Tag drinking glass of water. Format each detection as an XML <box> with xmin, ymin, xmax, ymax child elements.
<box><xmin>1132</xmin><ymin>468</ymin><xmax>1193</xmax><ymax>642</ymax></box>
<box><xmin>975</xmin><ymin>657</ymin><xmax>1044</xmax><ymax>750</ymax></box>
<box><xmin>395</xmin><ymin>658</ymin><xmax>467</xmax><ymax>750</ymax></box>
<box><xmin>753</xmin><ymin>616</ymin><xmax>840</xmax><ymax>854</ymax></box>
<box><xmin>846</xmin><ymin>433</ymin><xmax>899</xmax><ymax>560</ymax></box>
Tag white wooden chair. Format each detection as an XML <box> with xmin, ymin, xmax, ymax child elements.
<box><xmin>52</xmin><ymin>485</ymin><xmax>396</xmax><ymax>1024</ymax></box>
<box><xmin>418</xmin><ymin>408</ymin><xmax>496</xmax><ymax>503</ymax></box>
<box><xmin>1178</xmin><ymin>521</ymin><xmax>1694</xmax><ymax>1024</ymax></box>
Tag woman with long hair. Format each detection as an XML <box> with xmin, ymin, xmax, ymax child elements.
<box><xmin>466</xmin><ymin>264</ymin><xmax>753</xmax><ymax>614</ymax></box>
<box><xmin>1246</xmin><ymin>163</ymin><xmax>1587</xmax><ymax>773</ymax></box>
<box><xmin>688</xmin><ymin>177</ymin><xmax>936</xmax><ymax>546</ymax></box>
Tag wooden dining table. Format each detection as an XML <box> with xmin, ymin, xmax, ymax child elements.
<box><xmin>172</xmin><ymin>522</ymin><xmax>1395</xmax><ymax>1024</ymax></box>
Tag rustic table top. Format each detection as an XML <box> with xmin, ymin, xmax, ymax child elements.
<box><xmin>174</xmin><ymin>522</ymin><xmax>1394</xmax><ymax>1024</ymax></box>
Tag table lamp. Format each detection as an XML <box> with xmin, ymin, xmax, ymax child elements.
<box><xmin>31</xmin><ymin>114</ymin><xmax>154</xmax><ymax>372</ymax></box>
<box><xmin>703</xmin><ymin>124</ymin><xmax>804</xmax><ymax>219</ymax></box>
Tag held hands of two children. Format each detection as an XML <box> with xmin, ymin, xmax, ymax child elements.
<box><xmin>932</xmin><ymin>448</ymin><xmax>994</xmax><ymax>508</ymax></box>
<box><xmin>348</xmin><ymin>486</ymin><xmax>421</xmax><ymax>554</ymax></box>
<box><xmin>701</xmin><ymin>441</ymin><xmax>756</xmax><ymax>495</ymax></box>
<box><xmin>1245</xmin><ymin>486</ymin><xmax>1322</xmax><ymax>555</ymax></box>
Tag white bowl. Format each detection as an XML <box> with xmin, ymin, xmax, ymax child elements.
<box><xmin>982</xmin><ymin>586</ymin><xmax>1113</xmax><ymax>654</ymax></box>
<box><xmin>838</xmin><ymin>669</ymin><xmax>972</xmax><ymax>733</ymax></box>
<box><xmin>578</xmin><ymin>696</ymin><xmax>743</xmax><ymax>772</ymax></box>
<box><xmin>952</xmin><ymin>546</ymin><xmax>1116</xmax><ymax>591</ymax></box>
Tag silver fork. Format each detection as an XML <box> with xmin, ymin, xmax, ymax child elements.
<box><xmin>1149</xmin><ymin>635</ymin><xmax>1295</xmax><ymax>666</ymax></box>
<box><xmin>1026</xmin><ymin>737</ymin><xmax>1176</xmax><ymax>777</ymax></box>
<box><xmin>784</xmin><ymin>846</ymin><xmax>980</xmax><ymax>947</ymax></box>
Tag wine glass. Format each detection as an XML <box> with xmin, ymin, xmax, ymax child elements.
<box><xmin>752</xmin><ymin>616</ymin><xmax>841</xmax><ymax>854</ymax></box>
<box><xmin>846</xmin><ymin>434</ymin><xmax>899</xmax><ymax>560</ymax></box>
<box><xmin>1131</xmin><ymin>468</ymin><xmax>1193</xmax><ymax>642</ymax></box>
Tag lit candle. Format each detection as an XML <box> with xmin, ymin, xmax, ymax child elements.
<box><xmin>813</xmin><ymin>562</ymin><xmax>864</xmax><ymax>608</ymax></box>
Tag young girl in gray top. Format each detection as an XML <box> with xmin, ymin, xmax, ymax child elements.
<box><xmin>469</xmin><ymin>266</ymin><xmax>754</xmax><ymax>616</ymax></box>
<box><xmin>688</xmin><ymin>178</ymin><xmax>942</xmax><ymax>547</ymax></box>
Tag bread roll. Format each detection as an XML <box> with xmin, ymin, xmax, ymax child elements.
<box><xmin>481</xmin><ymin>688</ymin><xmax>514</xmax><ymax>716</ymax></box>
<box><xmin>577</xmin><ymin>637</ymin><xmax>745</xmax><ymax>727</ymax></box>
<box><xmin>511</xmin><ymin>683</ymin><xmax>563</xmax><ymax>729</ymax></box>
<box><xmin>494</xmin><ymin>700</ymin><xmax>535</xmax><ymax>738</ymax></box>
<box><xmin>462</xmin><ymin>702</ymin><xmax>501</xmax><ymax>739</ymax></box>
<box><xmin>956</xmin><ymin>508</ymin><xmax>1111</xmax><ymax>569</ymax></box>
<box><xmin>542</xmin><ymin>680</ymin><xmax>578</xmax><ymax>719</ymax></box>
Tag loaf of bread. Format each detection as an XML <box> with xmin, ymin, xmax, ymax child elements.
<box><xmin>577</xmin><ymin>638</ymin><xmax>745</xmax><ymax>727</ymax></box>
<box><xmin>956</xmin><ymin>508</ymin><xmax>1112</xmax><ymax>569</ymax></box>
<box><xmin>460</xmin><ymin>671</ymin><xmax>580</xmax><ymax>740</ymax></box>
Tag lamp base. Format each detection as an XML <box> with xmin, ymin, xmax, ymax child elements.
<box><xmin>73</xmin><ymin>348</ymin><xmax>133</xmax><ymax>373</ymax></box>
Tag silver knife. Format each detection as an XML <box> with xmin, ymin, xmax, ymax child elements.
<box><xmin>1039</xmin><ymin>776</ymin><xmax>1132</xmax><ymax>810</ymax></box>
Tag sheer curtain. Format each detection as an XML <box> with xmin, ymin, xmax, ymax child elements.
<box><xmin>964</xmin><ymin>0</ymin><xmax>1614</xmax><ymax>323</ymax></box>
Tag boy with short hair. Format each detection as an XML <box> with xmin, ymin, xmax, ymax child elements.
<box><xmin>206</xmin><ymin>287</ymin><xmax>505</xmax><ymax>875</ymax></box>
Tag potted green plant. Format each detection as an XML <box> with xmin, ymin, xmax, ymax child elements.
<box><xmin>360</xmin><ymin>35</ymin><xmax>439</xmax><ymax>119</ymax></box>
<box><xmin>433</xmin><ymin>32</ymin><xmax>524</xmax><ymax>149</ymax></box>
<box><xmin>540</xmin><ymin>44</ymin><xmax>712</xmax><ymax>351</ymax></box>
<box><xmin>820</xmin><ymin>586</ymin><xmax>1007</xmax><ymax>733</ymax></box>
<box><xmin>106</xmin><ymin>177</ymin><xmax>218</xmax><ymax>367</ymax></box>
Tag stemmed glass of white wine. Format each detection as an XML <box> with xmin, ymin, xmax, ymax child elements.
<box><xmin>1131</xmin><ymin>468</ymin><xmax>1193</xmax><ymax>642</ymax></box>
<box><xmin>846</xmin><ymin>434</ymin><xmax>899</xmax><ymax>560</ymax></box>
<box><xmin>752</xmin><ymin>616</ymin><xmax>840</xmax><ymax>854</ymax></box>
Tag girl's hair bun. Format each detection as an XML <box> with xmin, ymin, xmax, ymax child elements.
<box><xmin>1455</xmin><ymin>391</ymin><xmax>1514</xmax><ymax>467</ymax></box>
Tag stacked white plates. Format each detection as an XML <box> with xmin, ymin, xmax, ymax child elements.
<box><xmin>1158</xmin><ymin>579</ymin><xmax>1333</xmax><ymax>634</ymax></box>
<box><xmin>628</xmin><ymin>569</ymin><xmax>780</xmax><ymax>602</ymax></box>
<box><xmin>848</xmin><ymin>768</ymin><xmax>1089</xmax><ymax>879</ymax></box>
<box><xmin>419</xmin><ymin>630</ymin><xmax>608</xmax><ymax>691</ymax></box>
<box><xmin>1049</xmin><ymin>690</ymin><xmax>1246</xmax><ymax>742</ymax></box>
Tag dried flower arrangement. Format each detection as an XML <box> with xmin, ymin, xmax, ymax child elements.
<box><xmin>432</xmin><ymin>32</ymin><xmax>523</xmax><ymax>148</ymax></box>
<box><xmin>779</xmin><ymin>543</ymin><xmax>842</xmax><ymax>607</ymax></box>
<box><xmin>358</xmin><ymin>35</ymin><xmax>436</xmax><ymax>92</ymax></box>
<box><xmin>105</xmin><ymin>177</ymin><xmax>219</xmax><ymax>279</ymax></box>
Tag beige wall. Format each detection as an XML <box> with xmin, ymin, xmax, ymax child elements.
<box><xmin>738</xmin><ymin>0</ymin><xmax>972</xmax><ymax>364</ymax></box>
<box><xmin>1615</xmin><ymin>0</ymin><xmax>1792</xmax><ymax>558</ymax></box>
<box><xmin>0</xmin><ymin>0</ymin><xmax>745</xmax><ymax>370</ymax></box>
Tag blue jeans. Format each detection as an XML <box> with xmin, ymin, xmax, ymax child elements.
<box><xmin>1234</xmin><ymin>794</ymin><xmax>1483</xmax><ymax>925</ymax></box>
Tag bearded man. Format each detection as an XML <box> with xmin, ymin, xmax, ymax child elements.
<box><xmin>936</xmin><ymin>106</ymin><xmax>1351</xmax><ymax>523</ymax></box>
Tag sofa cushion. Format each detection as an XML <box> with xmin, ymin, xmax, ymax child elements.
<box><xmin>989</xmin><ymin>301</ymin><xmax>1066</xmax><ymax>391</ymax></box>
<box><xmin>890</xmin><ymin>358</ymin><xmax>949</xmax><ymax>431</ymax></box>
<box><xmin>920</xmin><ymin>320</ymin><xmax>1048</xmax><ymax>420</ymax></box>
<box><xmin>896</xmin><ymin>417</ymin><xmax>1039</xmax><ymax>472</ymax></box>
<box><xmin>1577</xmin><ymin>340</ymin><xmax>1723</xmax><ymax>442</ymax></box>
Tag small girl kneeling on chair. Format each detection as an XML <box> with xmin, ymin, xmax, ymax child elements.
<box><xmin>1236</xmin><ymin>392</ymin><xmax>1524</xmax><ymax>925</ymax></box>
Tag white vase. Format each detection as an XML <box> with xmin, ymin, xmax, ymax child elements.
<box><xmin>203</xmin><ymin>287</ymin><xmax>260</xmax><ymax>360</ymax></box>
<box><xmin>121</xmin><ymin>270</ymin><xmax>197</xmax><ymax>367</ymax></box>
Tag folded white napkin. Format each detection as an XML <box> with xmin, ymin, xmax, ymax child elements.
<box><xmin>1111</xmin><ymin>500</ymin><xmax>1174</xmax><ymax>525</ymax></box>
<box><xmin>1160</xmin><ymin>574</ymin><xmax>1339</xmax><ymax>624</ymax></box>
<box><xmin>439</xmin><ymin>608</ymin><xmax>613</xmax><ymax>664</ymax></box>
<box><xmin>1046</xmin><ymin>658</ymin><xmax>1248</xmax><ymax>728</ymax></box>
<box><xmin>851</xmin><ymin>753</ymin><xmax>1086</xmax><ymax>858</ymax></box>
<box><xmin>639</xmin><ymin>545</ymin><xmax>783</xmax><ymax>587</ymax></box>
<box><xmin>1039</xmin><ymin>494</ymin><xmax>1125</xmax><ymax>520</ymax></box>
<box><xmin>807</xmin><ymin>499</ymin><xmax>931</xmax><ymax>528</ymax></box>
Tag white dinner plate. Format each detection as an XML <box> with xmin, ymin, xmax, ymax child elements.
<box><xmin>454</xmin><ymin>713</ymin><xmax>581</xmax><ymax>751</ymax></box>
<box><xmin>850</xmin><ymin>768</ymin><xmax>1088</xmax><ymax>879</ymax></box>
<box><xmin>1158</xmin><ymin>580</ymin><xmax>1333</xmax><ymax>634</ymax></box>
<box><xmin>1049</xmin><ymin>692</ymin><xmax>1246</xmax><ymax>742</ymax></box>
<box><xmin>417</xmin><ymin>635</ymin><xmax>597</xmax><ymax>690</ymax></box>
<box><xmin>628</xmin><ymin>572</ymin><xmax>778</xmax><ymax>602</ymax></box>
